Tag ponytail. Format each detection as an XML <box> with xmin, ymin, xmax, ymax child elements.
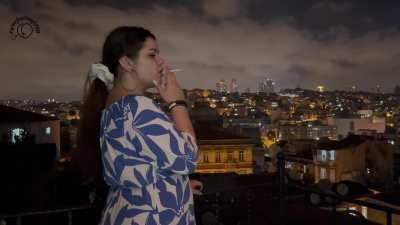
<box><xmin>74</xmin><ymin>78</ymin><xmax>108</xmax><ymax>183</ymax></box>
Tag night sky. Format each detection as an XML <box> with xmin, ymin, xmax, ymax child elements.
<box><xmin>1</xmin><ymin>0</ymin><xmax>400</xmax><ymax>100</ymax></box>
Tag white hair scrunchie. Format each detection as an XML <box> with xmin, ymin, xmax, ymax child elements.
<box><xmin>87</xmin><ymin>63</ymin><xmax>114</xmax><ymax>91</ymax></box>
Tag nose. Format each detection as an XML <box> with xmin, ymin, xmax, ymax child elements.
<box><xmin>156</xmin><ymin>55</ymin><xmax>165</xmax><ymax>67</ymax></box>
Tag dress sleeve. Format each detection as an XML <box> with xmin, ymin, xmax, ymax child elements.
<box><xmin>130</xmin><ymin>96</ymin><xmax>198</xmax><ymax>175</ymax></box>
<box><xmin>100</xmin><ymin>96</ymin><xmax>198</xmax><ymax>188</ymax></box>
<box><xmin>101</xmin><ymin>102</ymin><xmax>158</xmax><ymax>188</ymax></box>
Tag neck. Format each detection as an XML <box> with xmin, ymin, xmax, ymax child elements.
<box><xmin>115</xmin><ymin>73</ymin><xmax>146</xmax><ymax>96</ymax></box>
<box><xmin>114</xmin><ymin>82</ymin><xmax>146</xmax><ymax>96</ymax></box>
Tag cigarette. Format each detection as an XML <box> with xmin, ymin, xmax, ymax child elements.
<box><xmin>170</xmin><ymin>69</ymin><xmax>183</xmax><ymax>72</ymax></box>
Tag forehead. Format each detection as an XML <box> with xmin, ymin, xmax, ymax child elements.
<box><xmin>141</xmin><ymin>38</ymin><xmax>158</xmax><ymax>51</ymax></box>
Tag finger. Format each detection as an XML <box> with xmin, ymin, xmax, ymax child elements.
<box><xmin>164</xmin><ymin>69</ymin><xmax>173</xmax><ymax>85</ymax></box>
<box><xmin>152</xmin><ymin>80</ymin><xmax>163</xmax><ymax>92</ymax></box>
<box><xmin>165</xmin><ymin>69</ymin><xmax>178</xmax><ymax>85</ymax></box>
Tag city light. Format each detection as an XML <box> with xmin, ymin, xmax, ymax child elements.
<box><xmin>316</xmin><ymin>86</ymin><xmax>325</xmax><ymax>93</ymax></box>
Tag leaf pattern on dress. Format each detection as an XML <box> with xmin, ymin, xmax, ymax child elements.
<box><xmin>98</xmin><ymin>95</ymin><xmax>198</xmax><ymax>225</ymax></box>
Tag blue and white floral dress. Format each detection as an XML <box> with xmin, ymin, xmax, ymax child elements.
<box><xmin>99</xmin><ymin>95</ymin><xmax>198</xmax><ymax>225</ymax></box>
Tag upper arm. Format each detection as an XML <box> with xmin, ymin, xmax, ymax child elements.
<box><xmin>100</xmin><ymin>96</ymin><xmax>198</xmax><ymax>189</ymax></box>
<box><xmin>131</xmin><ymin>96</ymin><xmax>198</xmax><ymax>174</ymax></box>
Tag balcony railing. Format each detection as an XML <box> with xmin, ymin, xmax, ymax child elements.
<box><xmin>1</xmin><ymin>155</ymin><xmax>399</xmax><ymax>225</ymax></box>
<box><xmin>0</xmin><ymin>205</ymin><xmax>95</xmax><ymax>225</ymax></box>
<box><xmin>277</xmin><ymin>152</ymin><xmax>400</xmax><ymax>225</ymax></box>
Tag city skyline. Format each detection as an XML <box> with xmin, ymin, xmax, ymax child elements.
<box><xmin>1</xmin><ymin>0</ymin><xmax>400</xmax><ymax>100</ymax></box>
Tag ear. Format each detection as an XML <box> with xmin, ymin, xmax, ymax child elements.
<box><xmin>118</xmin><ymin>56</ymin><xmax>136</xmax><ymax>72</ymax></box>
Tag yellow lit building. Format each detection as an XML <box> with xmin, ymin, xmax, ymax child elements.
<box><xmin>195</xmin><ymin>126</ymin><xmax>254</xmax><ymax>174</ymax></box>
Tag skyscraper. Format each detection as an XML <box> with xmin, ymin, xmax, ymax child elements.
<box><xmin>258</xmin><ymin>78</ymin><xmax>275</xmax><ymax>94</ymax></box>
<box><xmin>216</xmin><ymin>79</ymin><xmax>227</xmax><ymax>93</ymax></box>
<box><xmin>376</xmin><ymin>84</ymin><xmax>382</xmax><ymax>94</ymax></box>
<box><xmin>230</xmin><ymin>79</ymin><xmax>239</xmax><ymax>93</ymax></box>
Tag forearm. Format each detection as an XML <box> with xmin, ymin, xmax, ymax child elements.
<box><xmin>170</xmin><ymin>106</ymin><xmax>196</xmax><ymax>140</ymax></box>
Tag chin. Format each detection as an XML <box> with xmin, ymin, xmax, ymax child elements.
<box><xmin>146</xmin><ymin>81</ymin><xmax>156</xmax><ymax>89</ymax></box>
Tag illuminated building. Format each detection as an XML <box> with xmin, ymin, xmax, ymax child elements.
<box><xmin>279</xmin><ymin>135</ymin><xmax>393</xmax><ymax>189</ymax></box>
<box><xmin>313</xmin><ymin>135</ymin><xmax>393</xmax><ymax>185</ymax></box>
<box><xmin>375</xmin><ymin>85</ymin><xmax>382</xmax><ymax>94</ymax></box>
<box><xmin>216</xmin><ymin>79</ymin><xmax>227</xmax><ymax>93</ymax></box>
<box><xmin>258</xmin><ymin>78</ymin><xmax>275</xmax><ymax>94</ymax></box>
<box><xmin>357</xmin><ymin>110</ymin><xmax>373</xmax><ymax>118</ymax></box>
<box><xmin>0</xmin><ymin>105</ymin><xmax>61</xmax><ymax>158</ymax></box>
<box><xmin>327</xmin><ymin>117</ymin><xmax>386</xmax><ymax>139</ymax></box>
<box><xmin>230</xmin><ymin>79</ymin><xmax>239</xmax><ymax>93</ymax></box>
<box><xmin>278</xmin><ymin>124</ymin><xmax>337</xmax><ymax>141</ymax></box>
<box><xmin>195</xmin><ymin>126</ymin><xmax>254</xmax><ymax>174</ymax></box>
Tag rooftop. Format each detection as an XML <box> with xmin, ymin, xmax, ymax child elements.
<box><xmin>0</xmin><ymin>105</ymin><xmax>59</xmax><ymax>123</ymax></box>
<box><xmin>194</xmin><ymin>125</ymin><xmax>255</xmax><ymax>145</ymax></box>
<box><xmin>317</xmin><ymin>134</ymin><xmax>373</xmax><ymax>150</ymax></box>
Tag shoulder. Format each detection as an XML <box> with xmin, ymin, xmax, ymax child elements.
<box><xmin>124</xmin><ymin>95</ymin><xmax>161</xmax><ymax>114</ymax></box>
<box><xmin>104</xmin><ymin>95</ymin><xmax>156</xmax><ymax>113</ymax></box>
<box><xmin>103</xmin><ymin>95</ymin><xmax>169</xmax><ymax>123</ymax></box>
<box><xmin>102</xmin><ymin>95</ymin><xmax>168</xmax><ymax>130</ymax></box>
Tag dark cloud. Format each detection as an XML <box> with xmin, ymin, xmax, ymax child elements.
<box><xmin>1</xmin><ymin>0</ymin><xmax>400</xmax><ymax>100</ymax></box>
<box><xmin>288</xmin><ymin>65</ymin><xmax>314</xmax><ymax>77</ymax></box>
<box><xmin>310</xmin><ymin>1</ymin><xmax>353</xmax><ymax>14</ymax></box>
<box><xmin>330</xmin><ymin>59</ymin><xmax>358</xmax><ymax>69</ymax></box>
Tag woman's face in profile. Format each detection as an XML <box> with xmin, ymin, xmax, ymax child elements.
<box><xmin>134</xmin><ymin>37</ymin><xmax>164</xmax><ymax>89</ymax></box>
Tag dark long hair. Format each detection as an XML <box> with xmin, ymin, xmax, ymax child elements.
<box><xmin>73</xmin><ymin>27</ymin><xmax>156</xmax><ymax>184</ymax></box>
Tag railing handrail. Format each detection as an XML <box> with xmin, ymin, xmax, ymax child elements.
<box><xmin>199</xmin><ymin>182</ymin><xmax>274</xmax><ymax>196</ymax></box>
<box><xmin>288</xmin><ymin>182</ymin><xmax>400</xmax><ymax>215</ymax></box>
<box><xmin>0</xmin><ymin>204</ymin><xmax>94</xmax><ymax>219</ymax></box>
<box><xmin>277</xmin><ymin>151</ymin><xmax>399</xmax><ymax>225</ymax></box>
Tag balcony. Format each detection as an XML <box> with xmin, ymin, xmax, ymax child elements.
<box><xmin>2</xmin><ymin>173</ymin><xmax>397</xmax><ymax>225</ymax></box>
<box><xmin>1</xmin><ymin>154</ymin><xmax>398</xmax><ymax>225</ymax></box>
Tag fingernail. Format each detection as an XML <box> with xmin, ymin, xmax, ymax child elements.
<box><xmin>152</xmin><ymin>80</ymin><xmax>158</xmax><ymax>86</ymax></box>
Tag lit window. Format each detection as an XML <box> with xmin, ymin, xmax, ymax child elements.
<box><xmin>321</xmin><ymin>150</ymin><xmax>327</xmax><ymax>161</ymax></box>
<box><xmin>203</xmin><ymin>152</ymin><xmax>209</xmax><ymax>163</ymax></box>
<box><xmin>45</xmin><ymin>127</ymin><xmax>51</xmax><ymax>135</ymax></box>
<box><xmin>239</xmin><ymin>151</ymin><xmax>244</xmax><ymax>161</ymax></box>
<box><xmin>11</xmin><ymin>128</ymin><xmax>25</xmax><ymax>143</ymax></box>
<box><xmin>216</xmin><ymin>152</ymin><xmax>221</xmax><ymax>162</ymax></box>
<box><xmin>320</xmin><ymin>167</ymin><xmax>327</xmax><ymax>179</ymax></box>
<box><xmin>329</xmin><ymin>150</ymin><xmax>335</xmax><ymax>160</ymax></box>
<box><xmin>227</xmin><ymin>152</ymin><xmax>233</xmax><ymax>162</ymax></box>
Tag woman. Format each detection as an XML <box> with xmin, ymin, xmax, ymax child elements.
<box><xmin>77</xmin><ymin>26</ymin><xmax>199</xmax><ymax>225</ymax></box>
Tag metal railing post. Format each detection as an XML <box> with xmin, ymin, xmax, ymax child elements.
<box><xmin>277</xmin><ymin>151</ymin><xmax>286</xmax><ymax>225</ymax></box>
<box><xmin>386</xmin><ymin>210</ymin><xmax>392</xmax><ymax>225</ymax></box>
<box><xmin>68</xmin><ymin>211</ymin><xmax>73</xmax><ymax>225</ymax></box>
<box><xmin>331</xmin><ymin>203</ymin><xmax>336</xmax><ymax>225</ymax></box>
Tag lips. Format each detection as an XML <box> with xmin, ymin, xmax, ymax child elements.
<box><xmin>158</xmin><ymin>68</ymin><xmax>164</xmax><ymax>76</ymax></box>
